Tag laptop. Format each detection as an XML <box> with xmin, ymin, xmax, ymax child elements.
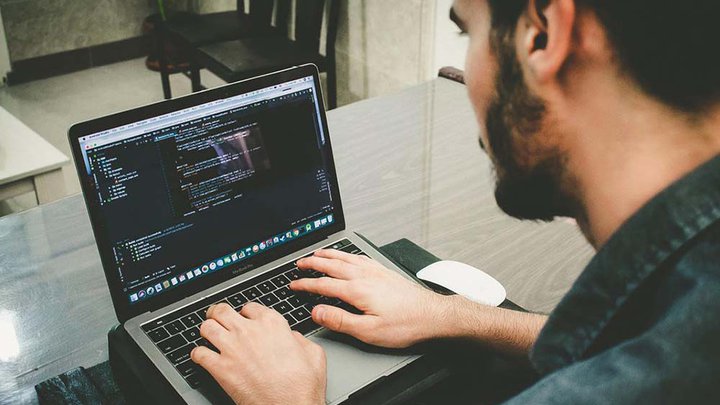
<box><xmin>69</xmin><ymin>64</ymin><xmax>422</xmax><ymax>404</ymax></box>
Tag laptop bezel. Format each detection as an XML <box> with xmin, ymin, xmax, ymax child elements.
<box><xmin>68</xmin><ymin>64</ymin><xmax>346</xmax><ymax>323</ymax></box>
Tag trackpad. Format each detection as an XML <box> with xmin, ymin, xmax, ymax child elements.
<box><xmin>310</xmin><ymin>330</ymin><xmax>418</xmax><ymax>404</ymax></box>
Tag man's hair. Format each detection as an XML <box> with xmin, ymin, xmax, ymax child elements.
<box><xmin>488</xmin><ymin>0</ymin><xmax>720</xmax><ymax>113</ymax></box>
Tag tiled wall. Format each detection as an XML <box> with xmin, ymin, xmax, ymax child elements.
<box><xmin>0</xmin><ymin>0</ymin><xmax>436</xmax><ymax>105</ymax></box>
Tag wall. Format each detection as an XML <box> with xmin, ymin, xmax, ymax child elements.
<box><xmin>0</xmin><ymin>6</ymin><xmax>10</xmax><ymax>81</ymax></box>
<box><xmin>432</xmin><ymin>0</ymin><xmax>467</xmax><ymax>73</ymax></box>
<box><xmin>0</xmin><ymin>0</ymin><xmax>154</xmax><ymax>62</ymax></box>
<box><xmin>334</xmin><ymin>0</ymin><xmax>435</xmax><ymax>105</ymax></box>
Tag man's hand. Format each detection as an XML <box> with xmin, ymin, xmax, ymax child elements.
<box><xmin>191</xmin><ymin>303</ymin><xmax>326</xmax><ymax>405</ymax></box>
<box><xmin>292</xmin><ymin>249</ymin><xmax>548</xmax><ymax>354</ymax></box>
<box><xmin>291</xmin><ymin>249</ymin><xmax>447</xmax><ymax>348</ymax></box>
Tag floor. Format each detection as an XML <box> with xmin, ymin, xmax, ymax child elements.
<box><xmin>0</xmin><ymin>58</ymin><xmax>227</xmax><ymax>216</ymax></box>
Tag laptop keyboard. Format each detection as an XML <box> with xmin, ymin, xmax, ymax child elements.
<box><xmin>141</xmin><ymin>238</ymin><xmax>365</xmax><ymax>389</ymax></box>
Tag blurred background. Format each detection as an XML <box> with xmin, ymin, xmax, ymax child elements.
<box><xmin>0</xmin><ymin>0</ymin><xmax>468</xmax><ymax>217</ymax></box>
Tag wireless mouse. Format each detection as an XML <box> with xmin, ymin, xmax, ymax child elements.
<box><xmin>416</xmin><ymin>260</ymin><xmax>506</xmax><ymax>306</ymax></box>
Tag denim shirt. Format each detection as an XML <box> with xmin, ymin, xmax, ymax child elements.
<box><xmin>506</xmin><ymin>155</ymin><xmax>720</xmax><ymax>404</ymax></box>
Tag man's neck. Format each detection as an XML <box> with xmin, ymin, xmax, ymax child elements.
<box><xmin>567</xmin><ymin>87</ymin><xmax>720</xmax><ymax>249</ymax></box>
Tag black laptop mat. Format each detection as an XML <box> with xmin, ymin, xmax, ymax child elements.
<box><xmin>35</xmin><ymin>238</ymin><xmax>534</xmax><ymax>404</ymax></box>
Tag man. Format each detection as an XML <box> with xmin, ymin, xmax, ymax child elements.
<box><xmin>189</xmin><ymin>0</ymin><xmax>720</xmax><ymax>403</ymax></box>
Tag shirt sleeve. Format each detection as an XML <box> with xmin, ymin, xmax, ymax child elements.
<box><xmin>502</xmin><ymin>277</ymin><xmax>720</xmax><ymax>405</ymax></box>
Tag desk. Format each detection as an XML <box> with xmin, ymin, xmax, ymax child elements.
<box><xmin>0</xmin><ymin>107</ymin><xmax>69</xmax><ymax>205</ymax></box>
<box><xmin>0</xmin><ymin>78</ymin><xmax>594</xmax><ymax>404</ymax></box>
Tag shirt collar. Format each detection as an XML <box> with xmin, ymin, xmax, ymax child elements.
<box><xmin>530</xmin><ymin>154</ymin><xmax>720</xmax><ymax>375</ymax></box>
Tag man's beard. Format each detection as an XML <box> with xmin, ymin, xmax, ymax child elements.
<box><xmin>484</xmin><ymin>30</ymin><xmax>579</xmax><ymax>221</ymax></box>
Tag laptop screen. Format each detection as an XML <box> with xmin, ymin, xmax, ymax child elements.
<box><xmin>77</xmin><ymin>74</ymin><xmax>338</xmax><ymax>306</ymax></box>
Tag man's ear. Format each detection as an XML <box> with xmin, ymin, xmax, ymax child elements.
<box><xmin>519</xmin><ymin>0</ymin><xmax>575</xmax><ymax>85</ymax></box>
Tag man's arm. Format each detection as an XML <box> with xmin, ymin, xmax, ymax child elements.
<box><xmin>291</xmin><ymin>249</ymin><xmax>547</xmax><ymax>355</ymax></box>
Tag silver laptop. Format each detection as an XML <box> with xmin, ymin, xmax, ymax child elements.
<box><xmin>69</xmin><ymin>65</ymin><xmax>421</xmax><ymax>404</ymax></box>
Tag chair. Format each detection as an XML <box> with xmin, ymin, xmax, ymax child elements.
<box><xmin>157</xmin><ymin>0</ymin><xmax>287</xmax><ymax>99</ymax></box>
<box><xmin>438</xmin><ymin>66</ymin><xmax>465</xmax><ymax>84</ymax></box>
<box><xmin>192</xmin><ymin>0</ymin><xmax>340</xmax><ymax>109</ymax></box>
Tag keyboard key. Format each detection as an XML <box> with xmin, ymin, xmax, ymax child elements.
<box><xmin>196</xmin><ymin>306</ymin><xmax>210</xmax><ymax>320</ymax></box>
<box><xmin>182</xmin><ymin>327</ymin><xmax>201</xmax><ymax>342</ymax></box>
<box><xmin>259</xmin><ymin>293</ymin><xmax>280</xmax><ymax>306</ymax></box>
<box><xmin>272</xmin><ymin>275</ymin><xmax>290</xmax><ymax>287</ymax></box>
<box><xmin>176</xmin><ymin>360</ymin><xmax>197</xmax><ymax>377</ymax></box>
<box><xmin>196</xmin><ymin>338</ymin><xmax>218</xmax><ymax>353</ymax></box>
<box><xmin>287</xmin><ymin>296</ymin><xmax>304</xmax><ymax>308</ymax></box>
<box><xmin>286</xmin><ymin>269</ymin><xmax>301</xmax><ymax>280</ymax></box>
<box><xmin>185</xmin><ymin>372</ymin><xmax>203</xmax><ymax>388</ymax></box>
<box><xmin>158</xmin><ymin>335</ymin><xmax>186</xmax><ymax>354</ymax></box>
<box><xmin>292</xmin><ymin>318</ymin><xmax>321</xmax><ymax>335</ymax></box>
<box><xmin>257</xmin><ymin>281</ymin><xmax>276</xmax><ymax>294</ymax></box>
<box><xmin>181</xmin><ymin>313</ymin><xmax>202</xmax><ymax>328</ymax></box>
<box><xmin>148</xmin><ymin>327</ymin><xmax>169</xmax><ymax>342</ymax></box>
<box><xmin>142</xmin><ymin>318</ymin><xmax>168</xmax><ymax>332</ymax></box>
<box><xmin>228</xmin><ymin>293</ymin><xmax>247</xmax><ymax>308</ymax></box>
<box><xmin>165</xmin><ymin>320</ymin><xmax>185</xmax><ymax>335</ymax></box>
<box><xmin>242</xmin><ymin>287</ymin><xmax>261</xmax><ymax>301</ymax></box>
<box><xmin>290</xmin><ymin>307</ymin><xmax>311</xmax><ymax>322</ymax></box>
<box><xmin>167</xmin><ymin>343</ymin><xmax>194</xmax><ymax>364</ymax></box>
<box><xmin>214</xmin><ymin>299</ymin><xmax>231</xmax><ymax>307</ymax></box>
<box><xmin>275</xmin><ymin>287</ymin><xmax>292</xmax><ymax>299</ymax></box>
<box><xmin>272</xmin><ymin>301</ymin><xmax>293</xmax><ymax>314</ymax></box>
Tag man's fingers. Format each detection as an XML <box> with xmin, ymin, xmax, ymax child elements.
<box><xmin>289</xmin><ymin>277</ymin><xmax>351</xmax><ymax>301</ymax></box>
<box><xmin>313</xmin><ymin>249</ymin><xmax>367</xmax><ymax>265</ymax></box>
<box><xmin>297</xmin><ymin>256</ymin><xmax>357</xmax><ymax>279</ymax></box>
<box><xmin>199</xmin><ymin>318</ymin><xmax>232</xmax><ymax>350</ymax></box>
<box><xmin>206</xmin><ymin>303</ymin><xmax>243</xmax><ymax>330</ymax></box>
<box><xmin>312</xmin><ymin>304</ymin><xmax>369</xmax><ymax>336</ymax></box>
<box><xmin>239</xmin><ymin>301</ymin><xmax>272</xmax><ymax>320</ymax></box>
<box><xmin>191</xmin><ymin>345</ymin><xmax>221</xmax><ymax>369</ymax></box>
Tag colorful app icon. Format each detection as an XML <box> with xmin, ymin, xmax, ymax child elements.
<box><xmin>179</xmin><ymin>274</ymin><xmax>186</xmax><ymax>282</ymax></box>
<box><xmin>155</xmin><ymin>283</ymin><xmax>163</xmax><ymax>292</ymax></box>
<box><xmin>186</xmin><ymin>271</ymin><xmax>194</xmax><ymax>279</ymax></box>
<box><xmin>260</xmin><ymin>242</ymin><xmax>267</xmax><ymax>250</ymax></box>
<box><xmin>201</xmin><ymin>265</ymin><xmax>209</xmax><ymax>273</ymax></box>
<box><xmin>266</xmin><ymin>239</ymin><xmax>273</xmax><ymax>246</ymax></box>
<box><xmin>147</xmin><ymin>286</ymin><xmax>155</xmax><ymax>295</ymax></box>
<box><xmin>286</xmin><ymin>232</ymin><xmax>292</xmax><ymax>238</ymax></box>
<box><xmin>245</xmin><ymin>248</ymin><xmax>252</xmax><ymax>255</ymax></box>
<box><xmin>253</xmin><ymin>245</ymin><xmax>259</xmax><ymax>253</ymax></box>
<box><xmin>171</xmin><ymin>277</ymin><xmax>178</xmax><ymax>285</ymax></box>
<box><xmin>231</xmin><ymin>253</ymin><xmax>238</xmax><ymax>261</ymax></box>
<box><xmin>321</xmin><ymin>218</ymin><xmax>328</xmax><ymax>225</ymax></box>
<box><xmin>273</xmin><ymin>237</ymin><xmax>279</xmax><ymax>243</ymax></box>
<box><xmin>305</xmin><ymin>224</ymin><xmax>312</xmax><ymax>231</ymax></box>
<box><xmin>138</xmin><ymin>290</ymin><xmax>146</xmax><ymax>298</ymax></box>
<box><xmin>209</xmin><ymin>262</ymin><xmax>217</xmax><ymax>270</ymax></box>
<box><xmin>194</xmin><ymin>269</ymin><xmax>201</xmax><ymax>276</ymax></box>
<box><xmin>314</xmin><ymin>220</ymin><xmax>322</xmax><ymax>228</ymax></box>
<box><xmin>224</xmin><ymin>257</ymin><xmax>231</xmax><ymax>264</ymax></box>
<box><xmin>279</xmin><ymin>235</ymin><xmax>286</xmax><ymax>242</ymax></box>
<box><xmin>163</xmin><ymin>280</ymin><xmax>171</xmax><ymax>288</ymax></box>
<box><xmin>293</xmin><ymin>229</ymin><xmax>300</xmax><ymax>236</ymax></box>
<box><xmin>328</xmin><ymin>214</ymin><xmax>333</xmax><ymax>223</ymax></box>
<box><xmin>130</xmin><ymin>293</ymin><xmax>138</xmax><ymax>302</ymax></box>
<box><xmin>238</xmin><ymin>251</ymin><xmax>246</xmax><ymax>259</ymax></box>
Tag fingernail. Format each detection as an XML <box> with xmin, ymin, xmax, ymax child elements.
<box><xmin>314</xmin><ymin>307</ymin><xmax>325</xmax><ymax>322</ymax></box>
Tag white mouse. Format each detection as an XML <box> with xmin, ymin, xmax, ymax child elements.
<box><xmin>416</xmin><ymin>261</ymin><xmax>506</xmax><ymax>307</ymax></box>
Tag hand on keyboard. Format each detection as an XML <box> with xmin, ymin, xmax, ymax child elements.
<box><xmin>191</xmin><ymin>302</ymin><xmax>327</xmax><ymax>405</ymax></box>
<box><xmin>291</xmin><ymin>249</ymin><xmax>445</xmax><ymax>349</ymax></box>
